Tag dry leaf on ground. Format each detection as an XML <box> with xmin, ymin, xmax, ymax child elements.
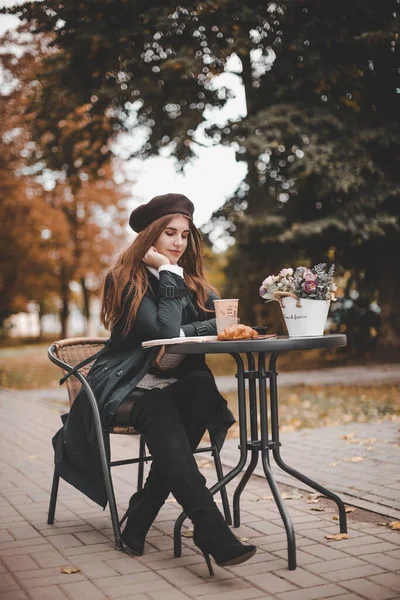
<box><xmin>325</xmin><ymin>533</ymin><xmax>349</xmax><ymax>541</ymax></box>
<box><xmin>310</xmin><ymin>507</ymin><xmax>325</xmax><ymax>512</ymax></box>
<box><xmin>345</xmin><ymin>507</ymin><xmax>356</xmax><ymax>513</ymax></box>
<box><xmin>341</xmin><ymin>433</ymin><xmax>355</xmax><ymax>440</ymax></box>
<box><xmin>167</xmin><ymin>498</ymin><xmax>177</xmax><ymax>503</ymax></box>
<box><xmin>182</xmin><ymin>528</ymin><xmax>194</xmax><ymax>538</ymax></box>
<box><xmin>332</xmin><ymin>515</ymin><xmax>339</xmax><ymax>520</ymax></box>
<box><xmin>281</xmin><ymin>493</ymin><xmax>303</xmax><ymax>500</ymax></box>
<box><xmin>196</xmin><ymin>459</ymin><xmax>212</xmax><ymax>468</ymax></box>
<box><xmin>308</xmin><ymin>493</ymin><xmax>323</xmax><ymax>500</ymax></box>
<box><xmin>343</xmin><ymin>456</ymin><xmax>364</xmax><ymax>463</ymax></box>
<box><xmin>239</xmin><ymin>537</ymin><xmax>250</xmax><ymax>542</ymax></box>
<box><xmin>389</xmin><ymin>521</ymin><xmax>400</xmax><ymax>530</ymax></box>
<box><xmin>61</xmin><ymin>567</ymin><xmax>80</xmax><ymax>574</ymax></box>
<box><xmin>329</xmin><ymin>462</ymin><xmax>338</xmax><ymax>467</ymax></box>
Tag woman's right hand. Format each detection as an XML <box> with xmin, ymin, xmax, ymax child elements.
<box><xmin>143</xmin><ymin>246</ymin><xmax>170</xmax><ymax>269</ymax></box>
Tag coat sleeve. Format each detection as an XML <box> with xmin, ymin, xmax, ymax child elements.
<box><xmin>181</xmin><ymin>288</ymin><xmax>220</xmax><ymax>337</ymax></box>
<box><xmin>129</xmin><ymin>270</ymin><xmax>191</xmax><ymax>341</ymax></box>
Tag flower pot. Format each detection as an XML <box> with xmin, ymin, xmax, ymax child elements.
<box><xmin>280</xmin><ymin>297</ymin><xmax>330</xmax><ymax>337</ymax></box>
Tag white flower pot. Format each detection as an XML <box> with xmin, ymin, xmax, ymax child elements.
<box><xmin>280</xmin><ymin>297</ymin><xmax>330</xmax><ymax>337</ymax></box>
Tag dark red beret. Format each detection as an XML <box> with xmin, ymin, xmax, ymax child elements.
<box><xmin>129</xmin><ymin>193</ymin><xmax>195</xmax><ymax>233</ymax></box>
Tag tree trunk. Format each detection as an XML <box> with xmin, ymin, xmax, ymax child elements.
<box><xmin>60</xmin><ymin>268</ymin><xmax>70</xmax><ymax>339</ymax></box>
<box><xmin>378</xmin><ymin>277</ymin><xmax>400</xmax><ymax>350</ymax></box>
<box><xmin>376</xmin><ymin>240</ymin><xmax>400</xmax><ymax>350</ymax></box>
<box><xmin>80</xmin><ymin>276</ymin><xmax>90</xmax><ymax>336</ymax></box>
<box><xmin>37</xmin><ymin>302</ymin><xmax>44</xmax><ymax>340</ymax></box>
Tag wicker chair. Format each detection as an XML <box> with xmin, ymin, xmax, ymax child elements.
<box><xmin>47</xmin><ymin>337</ymin><xmax>232</xmax><ymax>552</ymax></box>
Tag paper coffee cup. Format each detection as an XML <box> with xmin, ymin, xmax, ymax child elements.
<box><xmin>214</xmin><ymin>299</ymin><xmax>239</xmax><ymax>334</ymax></box>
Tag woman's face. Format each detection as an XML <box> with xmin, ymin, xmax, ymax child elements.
<box><xmin>153</xmin><ymin>215</ymin><xmax>190</xmax><ymax>264</ymax></box>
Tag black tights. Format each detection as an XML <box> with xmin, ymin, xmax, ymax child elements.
<box><xmin>125</xmin><ymin>371</ymin><xmax>220</xmax><ymax>519</ymax></box>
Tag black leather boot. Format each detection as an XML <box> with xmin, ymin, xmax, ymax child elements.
<box><xmin>120</xmin><ymin>375</ymin><xmax>216</xmax><ymax>556</ymax></box>
<box><xmin>192</xmin><ymin>508</ymin><xmax>256</xmax><ymax>576</ymax></box>
<box><xmin>120</xmin><ymin>471</ymin><xmax>169</xmax><ymax>556</ymax></box>
<box><xmin>123</xmin><ymin>375</ymin><xmax>256</xmax><ymax>573</ymax></box>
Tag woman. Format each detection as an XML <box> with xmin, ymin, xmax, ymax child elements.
<box><xmin>53</xmin><ymin>193</ymin><xmax>256</xmax><ymax>575</ymax></box>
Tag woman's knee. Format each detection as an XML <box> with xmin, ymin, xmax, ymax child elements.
<box><xmin>130</xmin><ymin>387</ymin><xmax>181</xmax><ymax>432</ymax></box>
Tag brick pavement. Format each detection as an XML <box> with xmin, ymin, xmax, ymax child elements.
<box><xmin>1</xmin><ymin>387</ymin><xmax>400</xmax><ymax>600</ymax></box>
<box><xmin>221</xmin><ymin>421</ymin><xmax>400</xmax><ymax>520</ymax></box>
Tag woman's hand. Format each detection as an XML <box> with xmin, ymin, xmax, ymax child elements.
<box><xmin>153</xmin><ymin>345</ymin><xmax>166</xmax><ymax>368</ymax></box>
<box><xmin>143</xmin><ymin>246</ymin><xmax>170</xmax><ymax>269</ymax></box>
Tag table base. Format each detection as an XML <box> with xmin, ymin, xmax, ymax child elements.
<box><xmin>173</xmin><ymin>350</ymin><xmax>347</xmax><ymax>570</ymax></box>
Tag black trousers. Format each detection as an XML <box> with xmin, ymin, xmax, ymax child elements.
<box><xmin>117</xmin><ymin>370</ymin><xmax>221</xmax><ymax>519</ymax></box>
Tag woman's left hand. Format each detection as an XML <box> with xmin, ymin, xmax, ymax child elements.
<box><xmin>153</xmin><ymin>345</ymin><xmax>166</xmax><ymax>368</ymax></box>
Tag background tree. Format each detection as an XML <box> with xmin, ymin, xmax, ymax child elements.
<box><xmin>4</xmin><ymin>0</ymin><xmax>399</xmax><ymax>347</ymax></box>
<box><xmin>1</xmin><ymin>27</ymin><xmax>128</xmax><ymax>336</ymax></box>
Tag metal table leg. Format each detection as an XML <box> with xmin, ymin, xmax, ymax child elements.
<box><xmin>233</xmin><ymin>352</ymin><xmax>260</xmax><ymax>527</ymax></box>
<box><xmin>268</xmin><ymin>351</ymin><xmax>347</xmax><ymax>536</ymax></box>
<box><xmin>258</xmin><ymin>352</ymin><xmax>297</xmax><ymax>570</ymax></box>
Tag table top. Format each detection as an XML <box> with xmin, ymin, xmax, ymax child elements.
<box><xmin>165</xmin><ymin>333</ymin><xmax>347</xmax><ymax>355</ymax></box>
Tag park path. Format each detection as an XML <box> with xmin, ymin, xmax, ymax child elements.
<box><xmin>1</xmin><ymin>384</ymin><xmax>400</xmax><ymax>600</ymax></box>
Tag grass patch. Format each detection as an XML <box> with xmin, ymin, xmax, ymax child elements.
<box><xmin>222</xmin><ymin>383</ymin><xmax>400</xmax><ymax>438</ymax></box>
<box><xmin>0</xmin><ymin>344</ymin><xmax>60</xmax><ymax>389</ymax></box>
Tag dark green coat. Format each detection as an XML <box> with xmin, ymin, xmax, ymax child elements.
<box><xmin>53</xmin><ymin>269</ymin><xmax>235</xmax><ymax>508</ymax></box>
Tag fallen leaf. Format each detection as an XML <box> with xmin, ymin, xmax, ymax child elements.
<box><xmin>332</xmin><ymin>515</ymin><xmax>339</xmax><ymax>520</ymax></box>
<box><xmin>182</xmin><ymin>528</ymin><xmax>193</xmax><ymax>538</ymax></box>
<box><xmin>329</xmin><ymin>462</ymin><xmax>338</xmax><ymax>467</ymax></box>
<box><xmin>378</xmin><ymin>522</ymin><xmax>390</xmax><ymax>527</ymax></box>
<box><xmin>167</xmin><ymin>498</ymin><xmax>177</xmax><ymax>503</ymax></box>
<box><xmin>281</xmin><ymin>493</ymin><xmax>303</xmax><ymax>500</ymax></box>
<box><xmin>341</xmin><ymin>433</ymin><xmax>355</xmax><ymax>440</ymax></box>
<box><xmin>389</xmin><ymin>521</ymin><xmax>400</xmax><ymax>530</ymax></box>
<box><xmin>345</xmin><ymin>507</ymin><xmax>356</xmax><ymax>513</ymax></box>
<box><xmin>343</xmin><ymin>456</ymin><xmax>364</xmax><ymax>463</ymax></box>
<box><xmin>310</xmin><ymin>507</ymin><xmax>325</xmax><ymax>512</ymax></box>
<box><xmin>239</xmin><ymin>537</ymin><xmax>250</xmax><ymax>542</ymax></box>
<box><xmin>196</xmin><ymin>459</ymin><xmax>212</xmax><ymax>468</ymax></box>
<box><xmin>308</xmin><ymin>493</ymin><xmax>323</xmax><ymax>500</ymax></box>
<box><xmin>325</xmin><ymin>533</ymin><xmax>349</xmax><ymax>541</ymax></box>
<box><xmin>61</xmin><ymin>567</ymin><xmax>80</xmax><ymax>574</ymax></box>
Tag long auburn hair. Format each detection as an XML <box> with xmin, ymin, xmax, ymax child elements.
<box><xmin>100</xmin><ymin>213</ymin><xmax>219</xmax><ymax>336</ymax></box>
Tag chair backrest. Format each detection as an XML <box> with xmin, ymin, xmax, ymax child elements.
<box><xmin>51</xmin><ymin>337</ymin><xmax>109</xmax><ymax>406</ymax></box>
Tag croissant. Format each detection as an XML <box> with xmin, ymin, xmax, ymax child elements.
<box><xmin>217</xmin><ymin>324</ymin><xmax>260</xmax><ymax>341</ymax></box>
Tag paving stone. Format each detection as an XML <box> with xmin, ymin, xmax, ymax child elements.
<box><xmin>0</xmin><ymin>591</ymin><xmax>28</xmax><ymax>600</ymax></box>
<box><xmin>243</xmin><ymin>572</ymin><xmax>297</xmax><ymax>594</ymax></box>
<box><xmin>59</xmin><ymin>580</ymin><xmax>107</xmax><ymax>599</ymax></box>
<box><xmin>368</xmin><ymin>572</ymin><xmax>400</xmax><ymax>593</ymax></box>
<box><xmin>322</xmin><ymin>564</ymin><xmax>385</xmax><ymax>582</ymax></box>
<box><xmin>274</xmin><ymin>567</ymin><xmax>329</xmax><ymax>588</ymax></box>
<box><xmin>29</xmin><ymin>585</ymin><xmax>69</xmax><ymax>600</ymax></box>
<box><xmin>340</xmin><ymin>578</ymin><xmax>399</xmax><ymax>600</ymax></box>
<box><xmin>276</xmin><ymin>583</ymin><xmax>349</xmax><ymax>600</ymax></box>
<box><xmin>0</xmin><ymin>573</ymin><xmax>20</xmax><ymax>593</ymax></box>
<box><xmin>1</xmin><ymin>553</ymin><xmax>39</xmax><ymax>572</ymax></box>
<box><xmin>31</xmin><ymin>549</ymin><xmax>68</xmax><ymax>568</ymax></box>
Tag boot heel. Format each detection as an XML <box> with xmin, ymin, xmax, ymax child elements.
<box><xmin>201</xmin><ymin>550</ymin><xmax>214</xmax><ymax>576</ymax></box>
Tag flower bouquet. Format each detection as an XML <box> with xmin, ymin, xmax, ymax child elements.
<box><xmin>259</xmin><ymin>264</ymin><xmax>337</xmax><ymax>337</ymax></box>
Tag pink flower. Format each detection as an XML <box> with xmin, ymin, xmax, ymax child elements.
<box><xmin>304</xmin><ymin>269</ymin><xmax>317</xmax><ymax>281</ymax></box>
<box><xmin>303</xmin><ymin>280</ymin><xmax>317</xmax><ymax>293</ymax></box>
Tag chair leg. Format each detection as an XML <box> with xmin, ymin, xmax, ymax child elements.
<box><xmin>212</xmin><ymin>445</ymin><xmax>232</xmax><ymax>525</ymax></box>
<box><xmin>137</xmin><ymin>434</ymin><xmax>146</xmax><ymax>491</ymax></box>
<box><xmin>47</xmin><ymin>470</ymin><xmax>60</xmax><ymax>524</ymax></box>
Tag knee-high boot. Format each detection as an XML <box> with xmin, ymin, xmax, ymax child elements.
<box><xmin>120</xmin><ymin>378</ymin><xmax>213</xmax><ymax>555</ymax></box>
<box><xmin>121</xmin><ymin>383</ymin><xmax>256</xmax><ymax>573</ymax></box>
